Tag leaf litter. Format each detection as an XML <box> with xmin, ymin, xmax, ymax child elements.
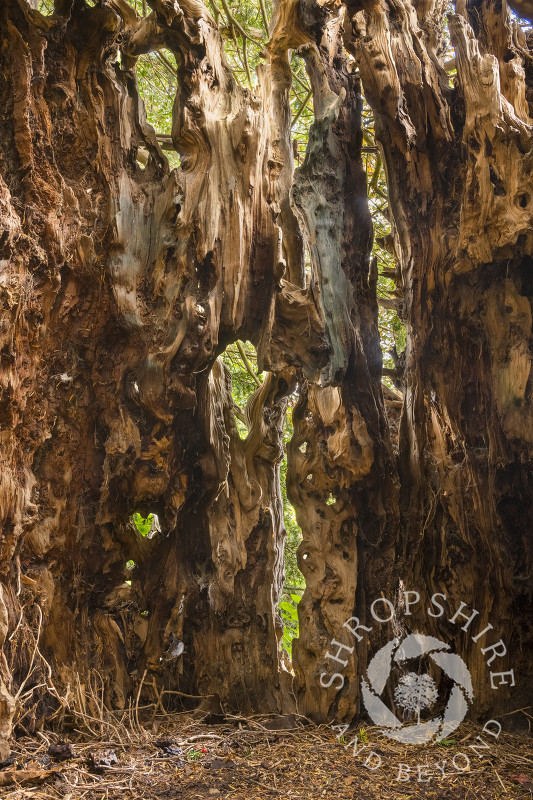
<box><xmin>0</xmin><ymin>714</ymin><xmax>531</xmax><ymax>799</ymax></box>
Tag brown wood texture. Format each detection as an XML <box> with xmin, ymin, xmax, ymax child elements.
<box><xmin>345</xmin><ymin>0</ymin><xmax>533</xmax><ymax>718</ymax></box>
<box><xmin>0</xmin><ymin>0</ymin><xmax>531</xmax><ymax>757</ymax></box>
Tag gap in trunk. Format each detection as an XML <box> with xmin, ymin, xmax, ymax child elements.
<box><xmin>135</xmin><ymin>50</ymin><xmax>181</xmax><ymax>169</ymax></box>
<box><xmin>304</xmin><ymin>244</ymin><xmax>312</xmax><ymax>288</ymax></box>
<box><xmin>37</xmin><ymin>0</ymin><xmax>54</xmax><ymax>13</ymax></box>
<box><xmin>132</xmin><ymin>511</ymin><xmax>160</xmax><ymax>539</ymax></box>
<box><xmin>443</xmin><ymin>3</ymin><xmax>458</xmax><ymax>87</ymax></box>
<box><xmin>291</xmin><ymin>56</ymin><xmax>314</xmax><ymax>167</ymax></box>
<box><xmin>124</xmin><ymin>512</ymin><xmax>159</xmax><ymax>591</ymax></box>
<box><xmin>220</xmin><ymin>342</ymin><xmax>305</xmax><ymax>661</ymax></box>
<box><xmin>361</xmin><ymin>91</ymin><xmax>406</xmax><ymax>395</ymax></box>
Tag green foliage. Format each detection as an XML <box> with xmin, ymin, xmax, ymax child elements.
<box><xmin>221</xmin><ymin>343</ymin><xmax>261</xmax><ymax>437</ymax></box>
<box><xmin>135</xmin><ymin>51</ymin><xmax>175</xmax><ymax>133</ymax></box>
<box><xmin>278</xmin><ymin>593</ymin><xmax>302</xmax><ymax>657</ymax></box>
<box><xmin>132</xmin><ymin>512</ymin><xmax>154</xmax><ymax>537</ymax></box>
<box><xmin>134</xmin><ymin>49</ymin><xmax>181</xmax><ymax>170</ymax></box>
<box><xmin>279</xmin><ymin>415</ymin><xmax>304</xmax><ymax>658</ymax></box>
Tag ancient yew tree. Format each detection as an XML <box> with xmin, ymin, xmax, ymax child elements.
<box><xmin>0</xmin><ymin>0</ymin><xmax>531</xmax><ymax>757</ymax></box>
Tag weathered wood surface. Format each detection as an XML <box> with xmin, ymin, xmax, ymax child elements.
<box><xmin>346</xmin><ymin>0</ymin><xmax>533</xmax><ymax>717</ymax></box>
<box><xmin>0</xmin><ymin>0</ymin><xmax>531</xmax><ymax>756</ymax></box>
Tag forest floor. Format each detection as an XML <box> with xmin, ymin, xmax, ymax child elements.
<box><xmin>1</xmin><ymin>712</ymin><xmax>532</xmax><ymax>799</ymax></box>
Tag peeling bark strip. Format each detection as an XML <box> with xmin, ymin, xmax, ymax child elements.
<box><xmin>0</xmin><ymin>0</ymin><xmax>531</xmax><ymax>756</ymax></box>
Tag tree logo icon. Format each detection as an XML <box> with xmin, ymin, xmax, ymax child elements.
<box><xmin>361</xmin><ymin>633</ymin><xmax>474</xmax><ymax>744</ymax></box>
<box><xmin>394</xmin><ymin>672</ymin><xmax>438</xmax><ymax>724</ymax></box>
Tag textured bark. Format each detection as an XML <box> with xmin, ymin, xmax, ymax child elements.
<box><xmin>345</xmin><ymin>0</ymin><xmax>533</xmax><ymax>715</ymax></box>
<box><xmin>0</xmin><ymin>0</ymin><xmax>286</xmax><ymax>731</ymax></box>
<box><xmin>276</xmin><ymin>13</ymin><xmax>399</xmax><ymax>721</ymax></box>
<box><xmin>0</xmin><ymin>0</ymin><xmax>531</xmax><ymax>755</ymax></box>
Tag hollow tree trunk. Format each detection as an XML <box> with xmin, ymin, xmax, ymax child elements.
<box><xmin>0</xmin><ymin>0</ymin><xmax>531</xmax><ymax>758</ymax></box>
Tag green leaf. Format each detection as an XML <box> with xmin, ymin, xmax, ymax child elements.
<box><xmin>133</xmin><ymin>512</ymin><xmax>153</xmax><ymax>536</ymax></box>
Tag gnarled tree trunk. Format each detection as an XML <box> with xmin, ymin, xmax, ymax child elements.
<box><xmin>0</xmin><ymin>0</ymin><xmax>531</xmax><ymax>757</ymax></box>
<box><xmin>345</xmin><ymin>0</ymin><xmax>533</xmax><ymax>717</ymax></box>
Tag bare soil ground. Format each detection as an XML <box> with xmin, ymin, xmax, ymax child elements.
<box><xmin>1</xmin><ymin>713</ymin><xmax>531</xmax><ymax>799</ymax></box>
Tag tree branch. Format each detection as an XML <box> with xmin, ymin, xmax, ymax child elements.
<box><xmin>236</xmin><ymin>341</ymin><xmax>262</xmax><ymax>386</ymax></box>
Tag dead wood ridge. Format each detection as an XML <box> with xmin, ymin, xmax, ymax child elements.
<box><xmin>0</xmin><ymin>0</ymin><xmax>531</xmax><ymax>760</ymax></box>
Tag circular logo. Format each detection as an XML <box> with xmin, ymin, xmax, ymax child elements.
<box><xmin>361</xmin><ymin>633</ymin><xmax>474</xmax><ymax>744</ymax></box>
